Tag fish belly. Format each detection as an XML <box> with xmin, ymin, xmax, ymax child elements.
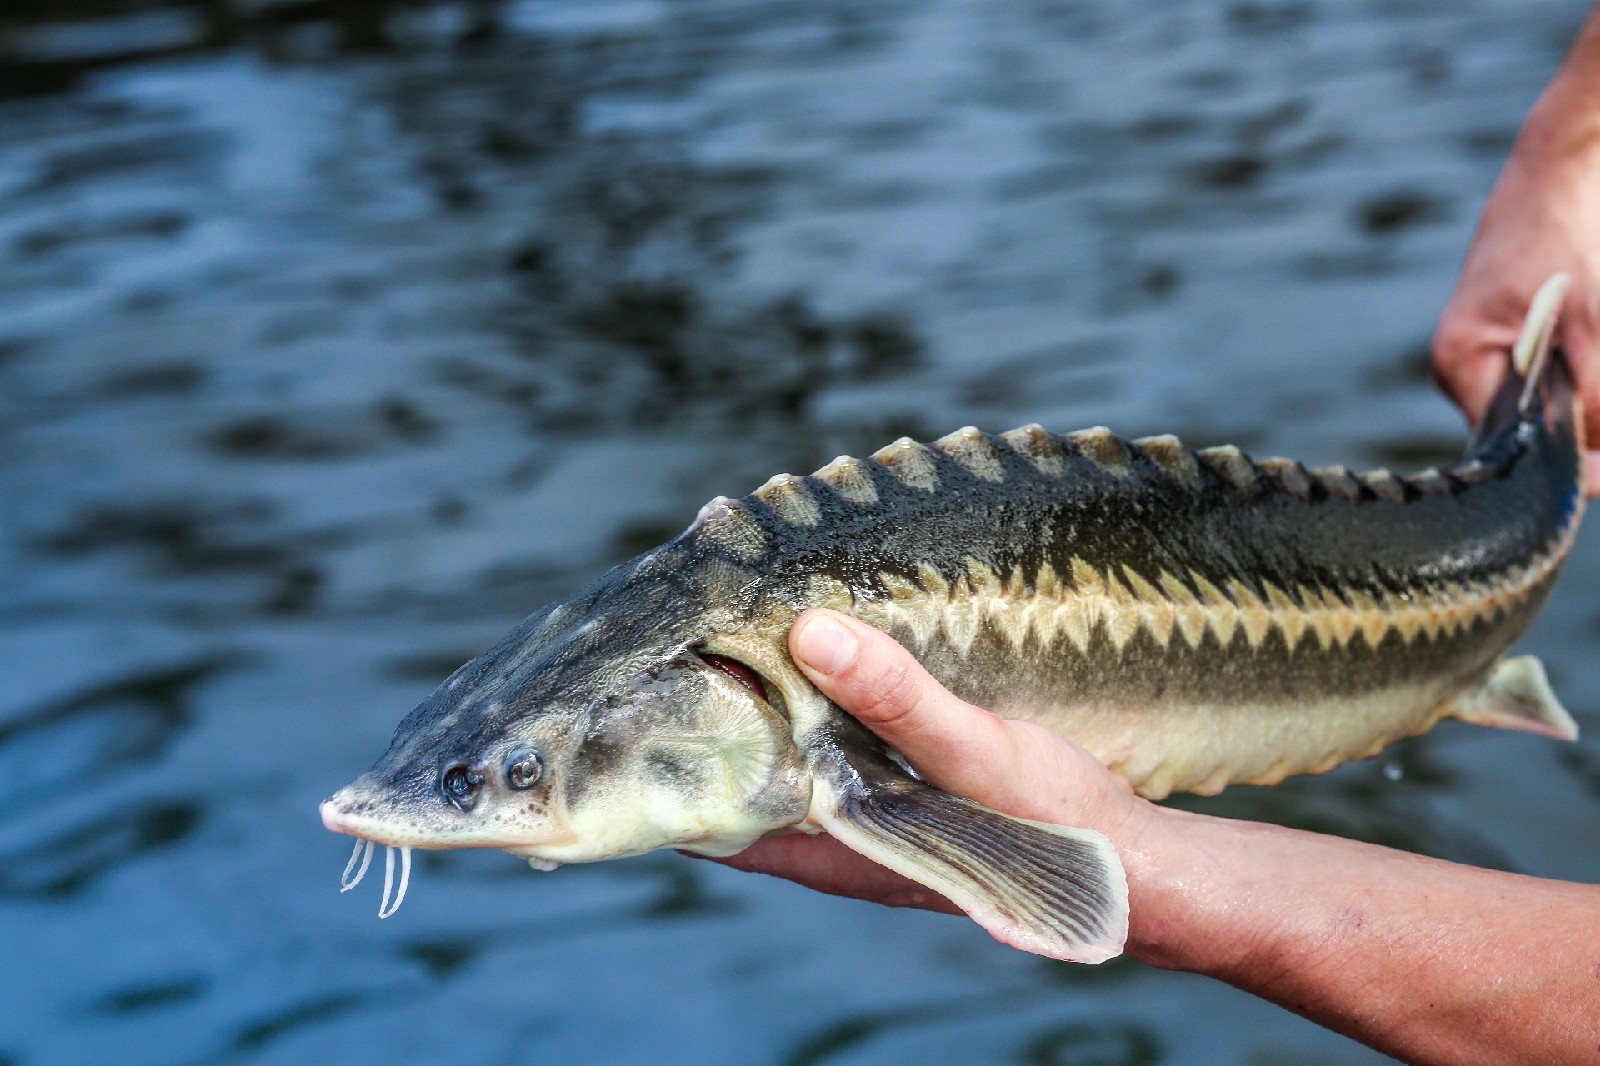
<box><xmin>851</xmin><ymin>568</ymin><xmax>1554</xmax><ymax>799</ymax></box>
<box><xmin>993</xmin><ymin>682</ymin><xmax>1455</xmax><ymax>799</ymax></box>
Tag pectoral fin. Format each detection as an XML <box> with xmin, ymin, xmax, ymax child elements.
<box><xmin>813</xmin><ymin>769</ymin><xmax>1128</xmax><ymax>964</ymax></box>
<box><xmin>1446</xmin><ymin>656</ymin><xmax>1578</xmax><ymax>741</ymax></box>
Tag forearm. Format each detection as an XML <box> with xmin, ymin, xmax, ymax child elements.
<box><xmin>1123</xmin><ymin>806</ymin><xmax>1600</xmax><ymax>1064</ymax></box>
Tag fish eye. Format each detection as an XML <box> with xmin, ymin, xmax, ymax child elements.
<box><xmin>441</xmin><ymin>763</ymin><xmax>484</xmax><ymax>811</ymax></box>
<box><xmin>505</xmin><ymin>748</ymin><xmax>544</xmax><ymax>790</ymax></box>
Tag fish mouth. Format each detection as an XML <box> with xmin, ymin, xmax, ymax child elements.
<box><xmin>319</xmin><ymin>784</ymin><xmax>487</xmax><ymax>850</ymax></box>
<box><xmin>321</xmin><ymin>793</ymin><xmax>581</xmax><ymax>916</ymax></box>
<box><xmin>319</xmin><ymin>797</ymin><xmax>578</xmax><ymax>852</ymax></box>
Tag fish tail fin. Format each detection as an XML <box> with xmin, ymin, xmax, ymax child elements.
<box><xmin>1446</xmin><ymin>655</ymin><xmax>1578</xmax><ymax>741</ymax></box>
<box><xmin>1468</xmin><ymin>273</ymin><xmax>1581</xmax><ymax>452</ymax></box>
<box><xmin>816</xmin><ymin>778</ymin><xmax>1127</xmax><ymax>964</ymax></box>
<box><xmin>1512</xmin><ymin>273</ymin><xmax>1569</xmax><ymax>415</ymax></box>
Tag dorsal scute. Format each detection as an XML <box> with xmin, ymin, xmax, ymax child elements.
<box><xmin>689</xmin><ymin>495</ymin><xmax>770</xmax><ymax>562</ymax></box>
<box><xmin>1406</xmin><ymin>468</ymin><xmax>1455</xmax><ymax>496</ymax></box>
<box><xmin>728</xmin><ymin>415</ymin><xmax>1498</xmax><ymax>568</ymax></box>
<box><xmin>1131</xmin><ymin>434</ymin><xmax>1200</xmax><ymax>485</ymax></box>
<box><xmin>870</xmin><ymin>437</ymin><xmax>941</xmax><ymax>492</ymax></box>
<box><xmin>933</xmin><ymin>426</ymin><xmax>1006</xmax><ymax>482</ymax></box>
<box><xmin>1256</xmin><ymin>457</ymin><xmax>1313</xmax><ymax>500</ymax></box>
<box><xmin>1449</xmin><ymin>458</ymin><xmax>1493</xmax><ymax>486</ymax></box>
<box><xmin>812</xmin><ymin>455</ymin><xmax>880</xmax><ymax>505</ymax></box>
<box><xmin>1001</xmin><ymin>423</ymin><xmax>1068</xmax><ymax>476</ymax></box>
<box><xmin>1065</xmin><ymin>427</ymin><xmax>1133</xmax><ymax>476</ymax></box>
<box><xmin>1198</xmin><ymin>445</ymin><xmax>1259</xmax><ymax>493</ymax></box>
<box><xmin>754</xmin><ymin>473</ymin><xmax>822</xmax><ymax>527</ymax></box>
<box><xmin>1311</xmin><ymin>464</ymin><xmax>1363</xmax><ymax>501</ymax></box>
<box><xmin>1360</xmin><ymin>468</ymin><xmax>1409</xmax><ymax>503</ymax></box>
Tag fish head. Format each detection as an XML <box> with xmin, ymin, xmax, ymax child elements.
<box><xmin>321</xmin><ymin>557</ymin><xmax>812</xmax><ymax>868</ymax></box>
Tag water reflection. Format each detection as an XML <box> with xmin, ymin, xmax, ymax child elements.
<box><xmin>2</xmin><ymin>1</ymin><xmax>1597</xmax><ymax>1064</ymax></box>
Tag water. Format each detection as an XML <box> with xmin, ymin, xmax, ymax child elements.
<box><xmin>3</xmin><ymin>2</ymin><xmax>1598</xmax><ymax>1063</ymax></box>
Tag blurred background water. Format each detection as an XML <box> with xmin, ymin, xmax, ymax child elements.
<box><xmin>3</xmin><ymin>1</ymin><xmax>1599</xmax><ymax>1063</ymax></box>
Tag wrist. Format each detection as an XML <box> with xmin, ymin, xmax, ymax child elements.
<box><xmin>1113</xmin><ymin>803</ymin><xmax>1221</xmax><ymax>970</ymax></box>
<box><xmin>1114</xmin><ymin>804</ymin><xmax>1292</xmax><ymax>977</ymax></box>
<box><xmin>1515</xmin><ymin>56</ymin><xmax>1600</xmax><ymax>171</ymax></box>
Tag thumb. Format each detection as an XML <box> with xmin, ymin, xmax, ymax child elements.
<box><xmin>788</xmin><ymin>609</ymin><xmax>1133</xmax><ymax>828</ymax></box>
<box><xmin>789</xmin><ymin>609</ymin><xmax>1012</xmax><ymax>797</ymax></box>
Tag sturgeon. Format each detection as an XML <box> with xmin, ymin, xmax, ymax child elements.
<box><xmin>322</xmin><ymin>276</ymin><xmax>1586</xmax><ymax>963</ymax></box>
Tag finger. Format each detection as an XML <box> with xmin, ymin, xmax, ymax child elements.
<box><xmin>788</xmin><ymin>610</ymin><xmax>1133</xmax><ymax>828</ymax></box>
<box><xmin>690</xmin><ymin>836</ymin><xmax>960</xmax><ymax>914</ymax></box>
<box><xmin>788</xmin><ymin>609</ymin><xmax>1018</xmax><ymax>800</ymax></box>
<box><xmin>1433</xmin><ymin>299</ymin><xmax>1522</xmax><ymax>425</ymax></box>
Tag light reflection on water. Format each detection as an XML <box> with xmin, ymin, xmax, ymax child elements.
<box><xmin>1</xmin><ymin>2</ymin><xmax>1597</xmax><ymax>1063</ymax></box>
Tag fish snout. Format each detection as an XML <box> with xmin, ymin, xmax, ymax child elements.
<box><xmin>318</xmin><ymin>781</ymin><xmax>433</xmax><ymax>849</ymax></box>
<box><xmin>321</xmin><ymin>784</ymin><xmax>380</xmax><ymax>837</ymax></box>
<box><xmin>320</xmin><ymin>796</ymin><xmax>353</xmax><ymax>836</ymax></box>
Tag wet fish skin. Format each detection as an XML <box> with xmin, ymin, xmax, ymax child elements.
<box><xmin>701</xmin><ymin>354</ymin><xmax>1582</xmax><ymax>800</ymax></box>
<box><xmin>322</xmin><ymin>293</ymin><xmax>1584</xmax><ymax>964</ymax></box>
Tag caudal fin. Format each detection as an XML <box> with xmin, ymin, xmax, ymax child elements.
<box><xmin>1468</xmin><ymin>273</ymin><xmax>1580</xmax><ymax>453</ymax></box>
<box><xmin>1512</xmin><ymin>273</ymin><xmax>1570</xmax><ymax>414</ymax></box>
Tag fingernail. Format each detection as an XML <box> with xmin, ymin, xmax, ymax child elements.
<box><xmin>796</xmin><ymin>615</ymin><xmax>858</xmax><ymax>675</ymax></box>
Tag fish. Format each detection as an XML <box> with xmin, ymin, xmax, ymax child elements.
<box><xmin>321</xmin><ymin>274</ymin><xmax>1586</xmax><ymax>964</ymax></box>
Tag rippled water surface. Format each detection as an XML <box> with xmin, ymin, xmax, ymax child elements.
<box><xmin>4</xmin><ymin>2</ymin><xmax>1599</xmax><ymax>1063</ymax></box>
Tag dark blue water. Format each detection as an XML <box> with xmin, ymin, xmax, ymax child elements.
<box><xmin>3</xmin><ymin>2</ymin><xmax>1598</xmax><ymax>1063</ymax></box>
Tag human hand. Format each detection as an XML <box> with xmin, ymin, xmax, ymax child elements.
<box><xmin>1433</xmin><ymin>76</ymin><xmax>1600</xmax><ymax>496</ymax></box>
<box><xmin>708</xmin><ymin>616</ymin><xmax>1600</xmax><ymax>1066</ymax></box>
<box><xmin>710</xmin><ymin>609</ymin><xmax>1156</xmax><ymax>916</ymax></box>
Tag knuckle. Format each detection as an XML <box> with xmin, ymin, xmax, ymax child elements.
<box><xmin>1431</xmin><ymin>319</ymin><xmax>1472</xmax><ymax>374</ymax></box>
